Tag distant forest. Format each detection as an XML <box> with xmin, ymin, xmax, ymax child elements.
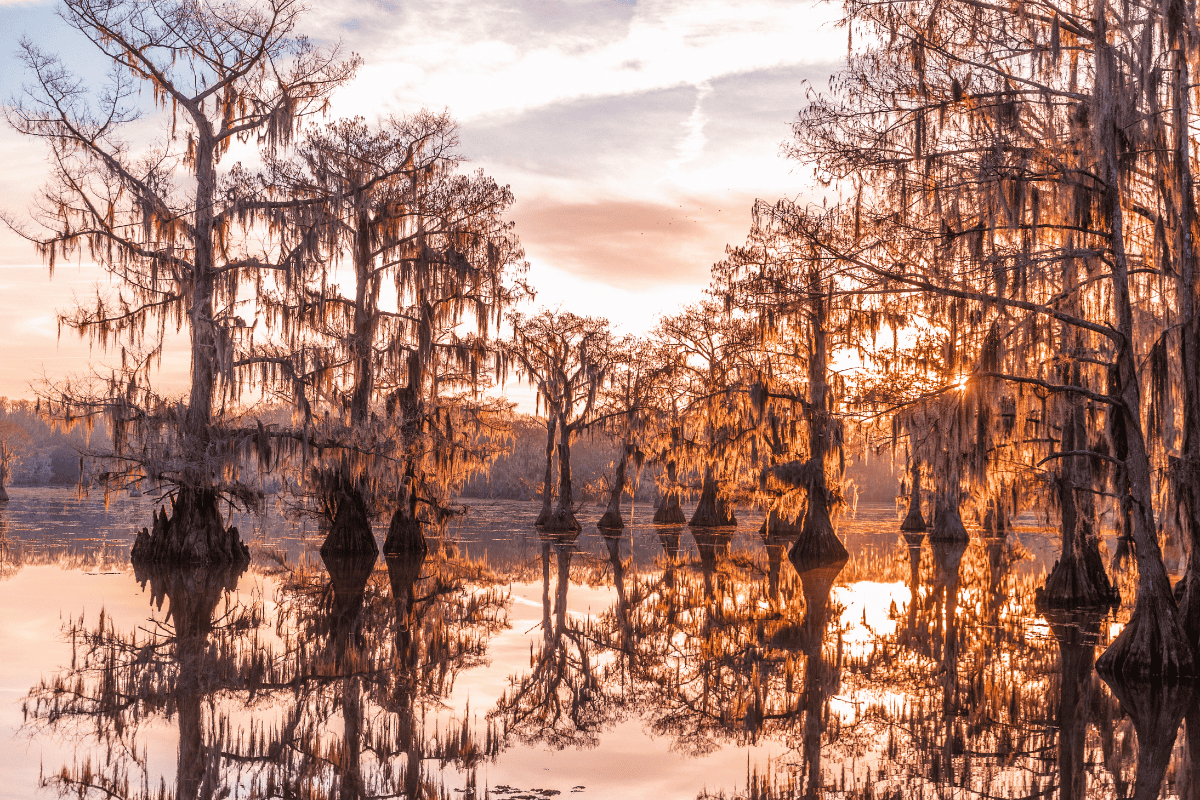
<box><xmin>462</xmin><ymin>416</ymin><xmax>897</xmax><ymax>505</ymax></box>
<box><xmin>0</xmin><ymin>398</ymin><xmax>104</xmax><ymax>486</ymax></box>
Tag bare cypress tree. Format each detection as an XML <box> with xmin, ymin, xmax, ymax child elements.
<box><xmin>508</xmin><ymin>311</ymin><xmax>616</xmax><ymax>532</ymax></box>
<box><xmin>593</xmin><ymin>338</ymin><xmax>667</xmax><ymax>530</ymax></box>
<box><xmin>654</xmin><ymin>301</ymin><xmax>755</xmax><ymax>528</ymax></box>
<box><xmin>251</xmin><ymin>111</ymin><xmax>524</xmax><ymax>557</ymax></box>
<box><xmin>4</xmin><ymin>0</ymin><xmax>358</xmax><ymax>564</ymax></box>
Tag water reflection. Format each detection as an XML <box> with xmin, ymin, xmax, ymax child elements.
<box><xmin>23</xmin><ymin>540</ymin><xmax>508</xmax><ymax>799</ymax></box>
<box><xmin>9</xmin><ymin>499</ymin><xmax>1200</xmax><ymax>798</ymax></box>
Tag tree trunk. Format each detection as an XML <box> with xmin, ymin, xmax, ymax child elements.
<box><xmin>900</xmin><ymin>458</ymin><xmax>926</xmax><ymax>532</ymax></box>
<box><xmin>689</xmin><ymin>465</ymin><xmax>736</xmax><ymax>527</ymax></box>
<box><xmin>535</xmin><ymin>412</ymin><xmax>557</xmax><ymax>527</ymax></box>
<box><xmin>653</xmin><ymin>459</ymin><xmax>686</xmax><ymax>524</ymax></box>
<box><xmin>761</xmin><ymin>507</ymin><xmax>803</xmax><ymax>540</ymax></box>
<box><xmin>598</xmin><ymin>444</ymin><xmax>630</xmax><ymax>529</ymax></box>
<box><xmin>1168</xmin><ymin>25</ymin><xmax>1200</xmax><ymax>652</ymax></box>
<box><xmin>543</xmin><ymin>425</ymin><xmax>580</xmax><ymax>532</ymax></box>
<box><xmin>383</xmin><ymin>494</ymin><xmax>428</xmax><ymax>557</ymax></box>
<box><xmin>790</xmin><ymin>285</ymin><xmax>848</xmax><ymax>571</ymax></box>
<box><xmin>1092</xmin><ymin>7</ymin><xmax>1192</xmax><ymax>675</ymax></box>
<box><xmin>131</xmin><ymin>488</ymin><xmax>249</xmax><ymax>565</ymax></box>
<box><xmin>930</xmin><ymin>492</ymin><xmax>968</xmax><ymax>542</ymax></box>
<box><xmin>321</xmin><ymin>488</ymin><xmax>379</xmax><ymax>558</ymax></box>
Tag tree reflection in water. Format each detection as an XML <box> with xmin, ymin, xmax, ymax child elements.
<box><xmin>19</xmin><ymin>511</ymin><xmax>1200</xmax><ymax>798</ymax></box>
<box><xmin>492</xmin><ymin>534</ymin><xmax>618</xmax><ymax>749</ymax></box>
<box><xmin>23</xmin><ymin>543</ymin><xmax>509</xmax><ymax>799</ymax></box>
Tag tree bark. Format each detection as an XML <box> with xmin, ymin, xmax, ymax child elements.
<box><xmin>321</xmin><ymin>488</ymin><xmax>379</xmax><ymax>558</ymax></box>
<box><xmin>901</xmin><ymin>458</ymin><xmax>926</xmax><ymax>532</ymax></box>
<box><xmin>543</xmin><ymin>425</ymin><xmax>580</xmax><ymax>532</ymax></box>
<box><xmin>598</xmin><ymin>444</ymin><xmax>630</xmax><ymax>529</ymax></box>
<box><xmin>131</xmin><ymin>488</ymin><xmax>249</xmax><ymax>565</ymax></box>
<box><xmin>689</xmin><ymin>465</ymin><xmax>736</xmax><ymax>527</ymax></box>
<box><xmin>790</xmin><ymin>284</ymin><xmax>848</xmax><ymax>570</ymax></box>
<box><xmin>535</xmin><ymin>412</ymin><xmax>557</xmax><ymax>527</ymax></box>
<box><xmin>1093</xmin><ymin>2</ymin><xmax>1193</xmax><ymax>676</ymax></box>
<box><xmin>653</xmin><ymin>459</ymin><xmax>686</xmax><ymax>524</ymax></box>
<box><xmin>382</xmin><ymin>494</ymin><xmax>428</xmax><ymax>557</ymax></box>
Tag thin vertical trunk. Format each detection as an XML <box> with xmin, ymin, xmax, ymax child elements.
<box><xmin>1093</xmin><ymin>2</ymin><xmax>1193</xmax><ymax>676</ymax></box>
<box><xmin>791</xmin><ymin>283</ymin><xmax>848</xmax><ymax>570</ymax></box>
<box><xmin>543</xmin><ymin>423</ymin><xmax>580</xmax><ymax>531</ymax></box>
<box><xmin>1169</xmin><ymin>24</ymin><xmax>1200</xmax><ymax>647</ymax></box>
<box><xmin>535</xmin><ymin>410</ymin><xmax>557</xmax><ymax>526</ymax></box>
<box><xmin>1040</xmin><ymin>373</ymin><xmax>1117</xmax><ymax>608</ymax></box>
<box><xmin>137</xmin><ymin>130</ymin><xmax>248</xmax><ymax>565</ymax></box>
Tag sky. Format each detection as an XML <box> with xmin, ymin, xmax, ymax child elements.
<box><xmin>0</xmin><ymin>0</ymin><xmax>845</xmax><ymax>406</ymax></box>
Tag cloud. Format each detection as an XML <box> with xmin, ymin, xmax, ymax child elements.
<box><xmin>314</xmin><ymin>0</ymin><xmax>843</xmax><ymax>122</ymax></box>
<box><xmin>669</xmin><ymin>82</ymin><xmax>713</xmax><ymax>172</ymax></box>
<box><xmin>514</xmin><ymin>193</ymin><xmax>756</xmax><ymax>291</ymax></box>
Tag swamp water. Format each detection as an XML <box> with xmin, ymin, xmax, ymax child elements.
<box><xmin>0</xmin><ymin>488</ymin><xmax>1182</xmax><ymax>799</ymax></box>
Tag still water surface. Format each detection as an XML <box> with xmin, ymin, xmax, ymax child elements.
<box><xmin>0</xmin><ymin>488</ymin><xmax>1182</xmax><ymax>799</ymax></box>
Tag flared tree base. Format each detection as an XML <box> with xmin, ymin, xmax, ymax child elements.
<box><xmin>653</xmin><ymin>494</ymin><xmax>686</xmax><ymax>524</ymax></box>
<box><xmin>789</xmin><ymin>519</ymin><xmax>849</xmax><ymax>573</ymax></box>
<box><xmin>382</xmin><ymin>508</ymin><xmax>428</xmax><ymax>557</ymax></box>
<box><xmin>0</xmin><ymin>485</ymin><xmax>8</xmax><ymax>502</ymax></box>
<box><xmin>930</xmin><ymin>505</ymin><xmax>969</xmax><ymax>542</ymax></box>
<box><xmin>1037</xmin><ymin>548</ymin><xmax>1119</xmax><ymax>610</ymax></box>
<box><xmin>597</xmin><ymin>510</ymin><xmax>624</xmax><ymax>530</ymax></box>
<box><xmin>320</xmin><ymin>489</ymin><xmax>378</xmax><ymax>559</ymax></box>
<box><xmin>131</xmin><ymin>487</ymin><xmax>250</xmax><ymax>565</ymax></box>
<box><xmin>900</xmin><ymin>507</ymin><xmax>926</xmax><ymax>533</ymax></box>
<box><xmin>535</xmin><ymin>505</ymin><xmax>553</xmax><ymax>528</ymax></box>
<box><xmin>1096</xmin><ymin>591</ymin><xmax>1195</xmax><ymax>679</ymax></box>
<box><xmin>542</xmin><ymin>506</ymin><xmax>581</xmax><ymax>532</ymax></box>
<box><xmin>688</xmin><ymin>498</ymin><xmax>736</xmax><ymax>528</ymax></box>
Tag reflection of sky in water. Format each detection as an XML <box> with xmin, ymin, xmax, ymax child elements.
<box><xmin>0</xmin><ymin>488</ymin><xmax>1168</xmax><ymax>799</ymax></box>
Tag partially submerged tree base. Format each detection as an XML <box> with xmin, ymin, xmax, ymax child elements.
<box><xmin>1037</xmin><ymin>548</ymin><xmax>1119</xmax><ymax>610</ymax></box>
<box><xmin>760</xmin><ymin>509</ymin><xmax>802</xmax><ymax>541</ymax></box>
<box><xmin>131</xmin><ymin>488</ymin><xmax>249</xmax><ymax>565</ymax></box>
<box><xmin>653</xmin><ymin>493</ymin><xmax>686</xmax><ymax>524</ymax></box>
<box><xmin>597</xmin><ymin>509</ymin><xmax>624</xmax><ymax>530</ymax></box>
<box><xmin>789</xmin><ymin>521</ymin><xmax>849</xmax><ymax>573</ymax></box>
<box><xmin>0</xmin><ymin>486</ymin><xmax>8</xmax><ymax>503</ymax></box>
<box><xmin>900</xmin><ymin>506</ymin><xmax>926</xmax><ymax>533</ymax></box>
<box><xmin>930</xmin><ymin>503</ymin><xmax>969</xmax><ymax>543</ymax></box>
<box><xmin>688</xmin><ymin>496</ymin><xmax>736</xmax><ymax>527</ymax></box>
<box><xmin>542</xmin><ymin>507</ymin><xmax>582</xmax><ymax>532</ymax></box>
<box><xmin>382</xmin><ymin>506</ymin><xmax>428</xmax><ymax>557</ymax></box>
<box><xmin>1096</xmin><ymin>593</ymin><xmax>1195</xmax><ymax>679</ymax></box>
<box><xmin>320</xmin><ymin>489</ymin><xmax>379</xmax><ymax>559</ymax></box>
<box><xmin>789</xmin><ymin>498</ymin><xmax>848</xmax><ymax>572</ymax></box>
